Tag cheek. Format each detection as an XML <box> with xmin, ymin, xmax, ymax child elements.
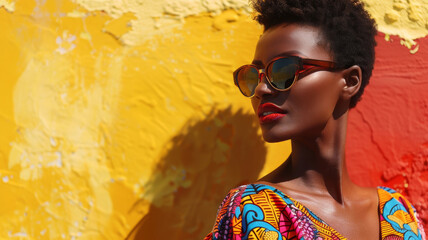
<box><xmin>251</xmin><ymin>98</ymin><xmax>260</xmax><ymax>115</ymax></box>
<box><xmin>291</xmin><ymin>73</ymin><xmax>341</xmax><ymax>121</ymax></box>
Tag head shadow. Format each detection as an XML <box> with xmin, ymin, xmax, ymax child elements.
<box><xmin>126</xmin><ymin>107</ymin><xmax>267</xmax><ymax>240</ymax></box>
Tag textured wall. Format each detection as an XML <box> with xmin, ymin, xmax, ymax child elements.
<box><xmin>347</xmin><ymin>32</ymin><xmax>428</xmax><ymax>226</ymax></box>
<box><xmin>0</xmin><ymin>0</ymin><xmax>427</xmax><ymax>239</ymax></box>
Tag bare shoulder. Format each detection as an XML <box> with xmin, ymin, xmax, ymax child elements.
<box><xmin>354</xmin><ymin>185</ymin><xmax>379</xmax><ymax>203</ymax></box>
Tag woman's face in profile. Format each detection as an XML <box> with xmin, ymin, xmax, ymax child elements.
<box><xmin>251</xmin><ymin>24</ymin><xmax>345</xmax><ymax>142</ymax></box>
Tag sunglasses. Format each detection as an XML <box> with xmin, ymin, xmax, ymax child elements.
<box><xmin>233</xmin><ymin>56</ymin><xmax>337</xmax><ymax>97</ymax></box>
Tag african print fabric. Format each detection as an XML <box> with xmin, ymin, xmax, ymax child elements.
<box><xmin>204</xmin><ymin>184</ymin><xmax>426</xmax><ymax>240</ymax></box>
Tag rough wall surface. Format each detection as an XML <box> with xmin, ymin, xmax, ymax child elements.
<box><xmin>347</xmin><ymin>33</ymin><xmax>428</xmax><ymax>227</ymax></box>
<box><xmin>0</xmin><ymin>0</ymin><xmax>426</xmax><ymax>239</ymax></box>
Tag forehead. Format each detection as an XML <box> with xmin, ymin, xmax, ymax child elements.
<box><xmin>253</xmin><ymin>24</ymin><xmax>332</xmax><ymax>65</ymax></box>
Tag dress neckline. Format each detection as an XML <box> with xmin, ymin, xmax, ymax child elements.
<box><xmin>250</xmin><ymin>183</ymin><xmax>383</xmax><ymax>239</ymax></box>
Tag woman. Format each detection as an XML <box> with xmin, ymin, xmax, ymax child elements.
<box><xmin>204</xmin><ymin>0</ymin><xmax>426</xmax><ymax>239</ymax></box>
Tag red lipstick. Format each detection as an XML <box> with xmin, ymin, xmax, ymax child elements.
<box><xmin>257</xmin><ymin>103</ymin><xmax>287</xmax><ymax>124</ymax></box>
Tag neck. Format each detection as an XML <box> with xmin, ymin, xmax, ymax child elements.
<box><xmin>287</xmin><ymin>110</ymin><xmax>354</xmax><ymax>204</ymax></box>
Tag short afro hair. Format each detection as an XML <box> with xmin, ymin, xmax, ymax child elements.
<box><xmin>251</xmin><ymin>0</ymin><xmax>377</xmax><ymax>108</ymax></box>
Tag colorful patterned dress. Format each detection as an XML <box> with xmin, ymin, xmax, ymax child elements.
<box><xmin>204</xmin><ymin>184</ymin><xmax>426</xmax><ymax>240</ymax></box>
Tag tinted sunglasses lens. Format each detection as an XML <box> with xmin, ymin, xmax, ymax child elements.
<box><xmin>268</xmin><ymin>58</ymin><xmax>298</xmax><ymax>90</ymax></box>
<box><xmin>236</xmin><ymin>66</ymin><xmax>259</xmax><ymax>97</ymax></box>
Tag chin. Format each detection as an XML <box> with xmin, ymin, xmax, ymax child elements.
<box><xmin>261</xmin><ymin>131</ymin><xmax>291</xmax><ymax>143</ymax></box>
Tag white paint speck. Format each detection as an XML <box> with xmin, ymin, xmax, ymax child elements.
<box><xmin>174</xmin><ymin>68</ymin><xmax>183</xmax><ymax>73</ymax></box>
<box><xmin>165</xmin><ymin>98</ymin><xmax>176</xmax><ymax>111</ymax></box>
<box><xmin>40</xmin><ymin>229</ymin><xmax>47</xmax><ymax>235</ymax></box>
<box><xmin>50</xmin><ymin>137</ymin><xmax>57</xmax><ymax>147</ymax></box>
<box><xmin>61</xmin><ymin>93</ymin><xmax>67</xmax><ymax>101</ymax></box>
<box><xmin>55</xmin><ymin>31</ymin><xmax>77</xmax><ymax>55</ymax></box>
<box><xmin>2</xmin><ymin>176</ymin><xmax>9</xmax><ymax>183</ymax></box>
<box><xmin>8</xmin><ymin>231</ymin><xmax>28</xmax><ymax>237</ymax></box>
<box><xmin>47</xmin><ymin>152</ymin><xmax>62</xmax><ymax>167</ymax></box>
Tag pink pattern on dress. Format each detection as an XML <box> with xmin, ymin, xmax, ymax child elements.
<box><xmin>283</xmin><ymin>204</ymin><xmax>317</xmax><ymax>239</ymax></box>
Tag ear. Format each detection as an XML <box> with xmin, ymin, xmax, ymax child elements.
<box><xmin>340</xmin><ymin>65</ymin><xmax>362</xmax><ymax>101</ymax></box>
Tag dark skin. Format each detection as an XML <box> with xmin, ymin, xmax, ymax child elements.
<box><xmin>251</xmin><ymin>23</ymin><xmax>380</xmax><ymax>239</ymax></box>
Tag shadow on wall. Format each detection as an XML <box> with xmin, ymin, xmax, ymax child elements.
<box><xmin>126</xmin><ymin>107</ymin><xmax>267</xmax><ymax>240</ymax></box>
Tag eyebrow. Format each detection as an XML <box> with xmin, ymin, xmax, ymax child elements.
<box><xmin>251</xmin><ymin>50</ymin><xmax>307</xmax><ymax>67</ymax></box>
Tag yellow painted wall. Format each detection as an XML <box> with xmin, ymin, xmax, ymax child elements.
<box><xmin>0</xmin><ymin>0</ymin><xmax>426</xmax><ymax>239</ymax></box>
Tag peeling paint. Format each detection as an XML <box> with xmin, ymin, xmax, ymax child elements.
<box><xmin>70</xmin><ymin>0</ymin><xmax>428</xmax><ymax>51</ymax></box>
<box><xmin>0</xmin><ymin>0</ymin><xmax>15</xmax><ymax>13</ymax></box>
<box><xmin>362</xmin><ymin>0</ymin><xmax>428</xmax><ymax>51</ymax></box>
<box><xmin>103</xmin><ymin>12</ymin><xmax>137</xmax><ymax>42</ymax></box>
<box><xmin>73</xmin><ymin>0</ymin><xmax>250</xmax><ymax>46</ymax></box>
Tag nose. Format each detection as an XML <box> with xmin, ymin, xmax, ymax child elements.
<box><xmin>253</xmin><ymin>72</ymin><xmax>276</xmax><ymax>98</ymax></box>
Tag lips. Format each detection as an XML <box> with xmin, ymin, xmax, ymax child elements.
<box><xmin>257</xmin><ymin>103</ymin><xmax>287</xmax><ymax>124</ymax></box>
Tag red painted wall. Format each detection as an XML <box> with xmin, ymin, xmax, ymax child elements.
<box><xmin>347</xmin><ymin>33</ymin><xmax>428</xmax><ymax>230</ymax></box>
